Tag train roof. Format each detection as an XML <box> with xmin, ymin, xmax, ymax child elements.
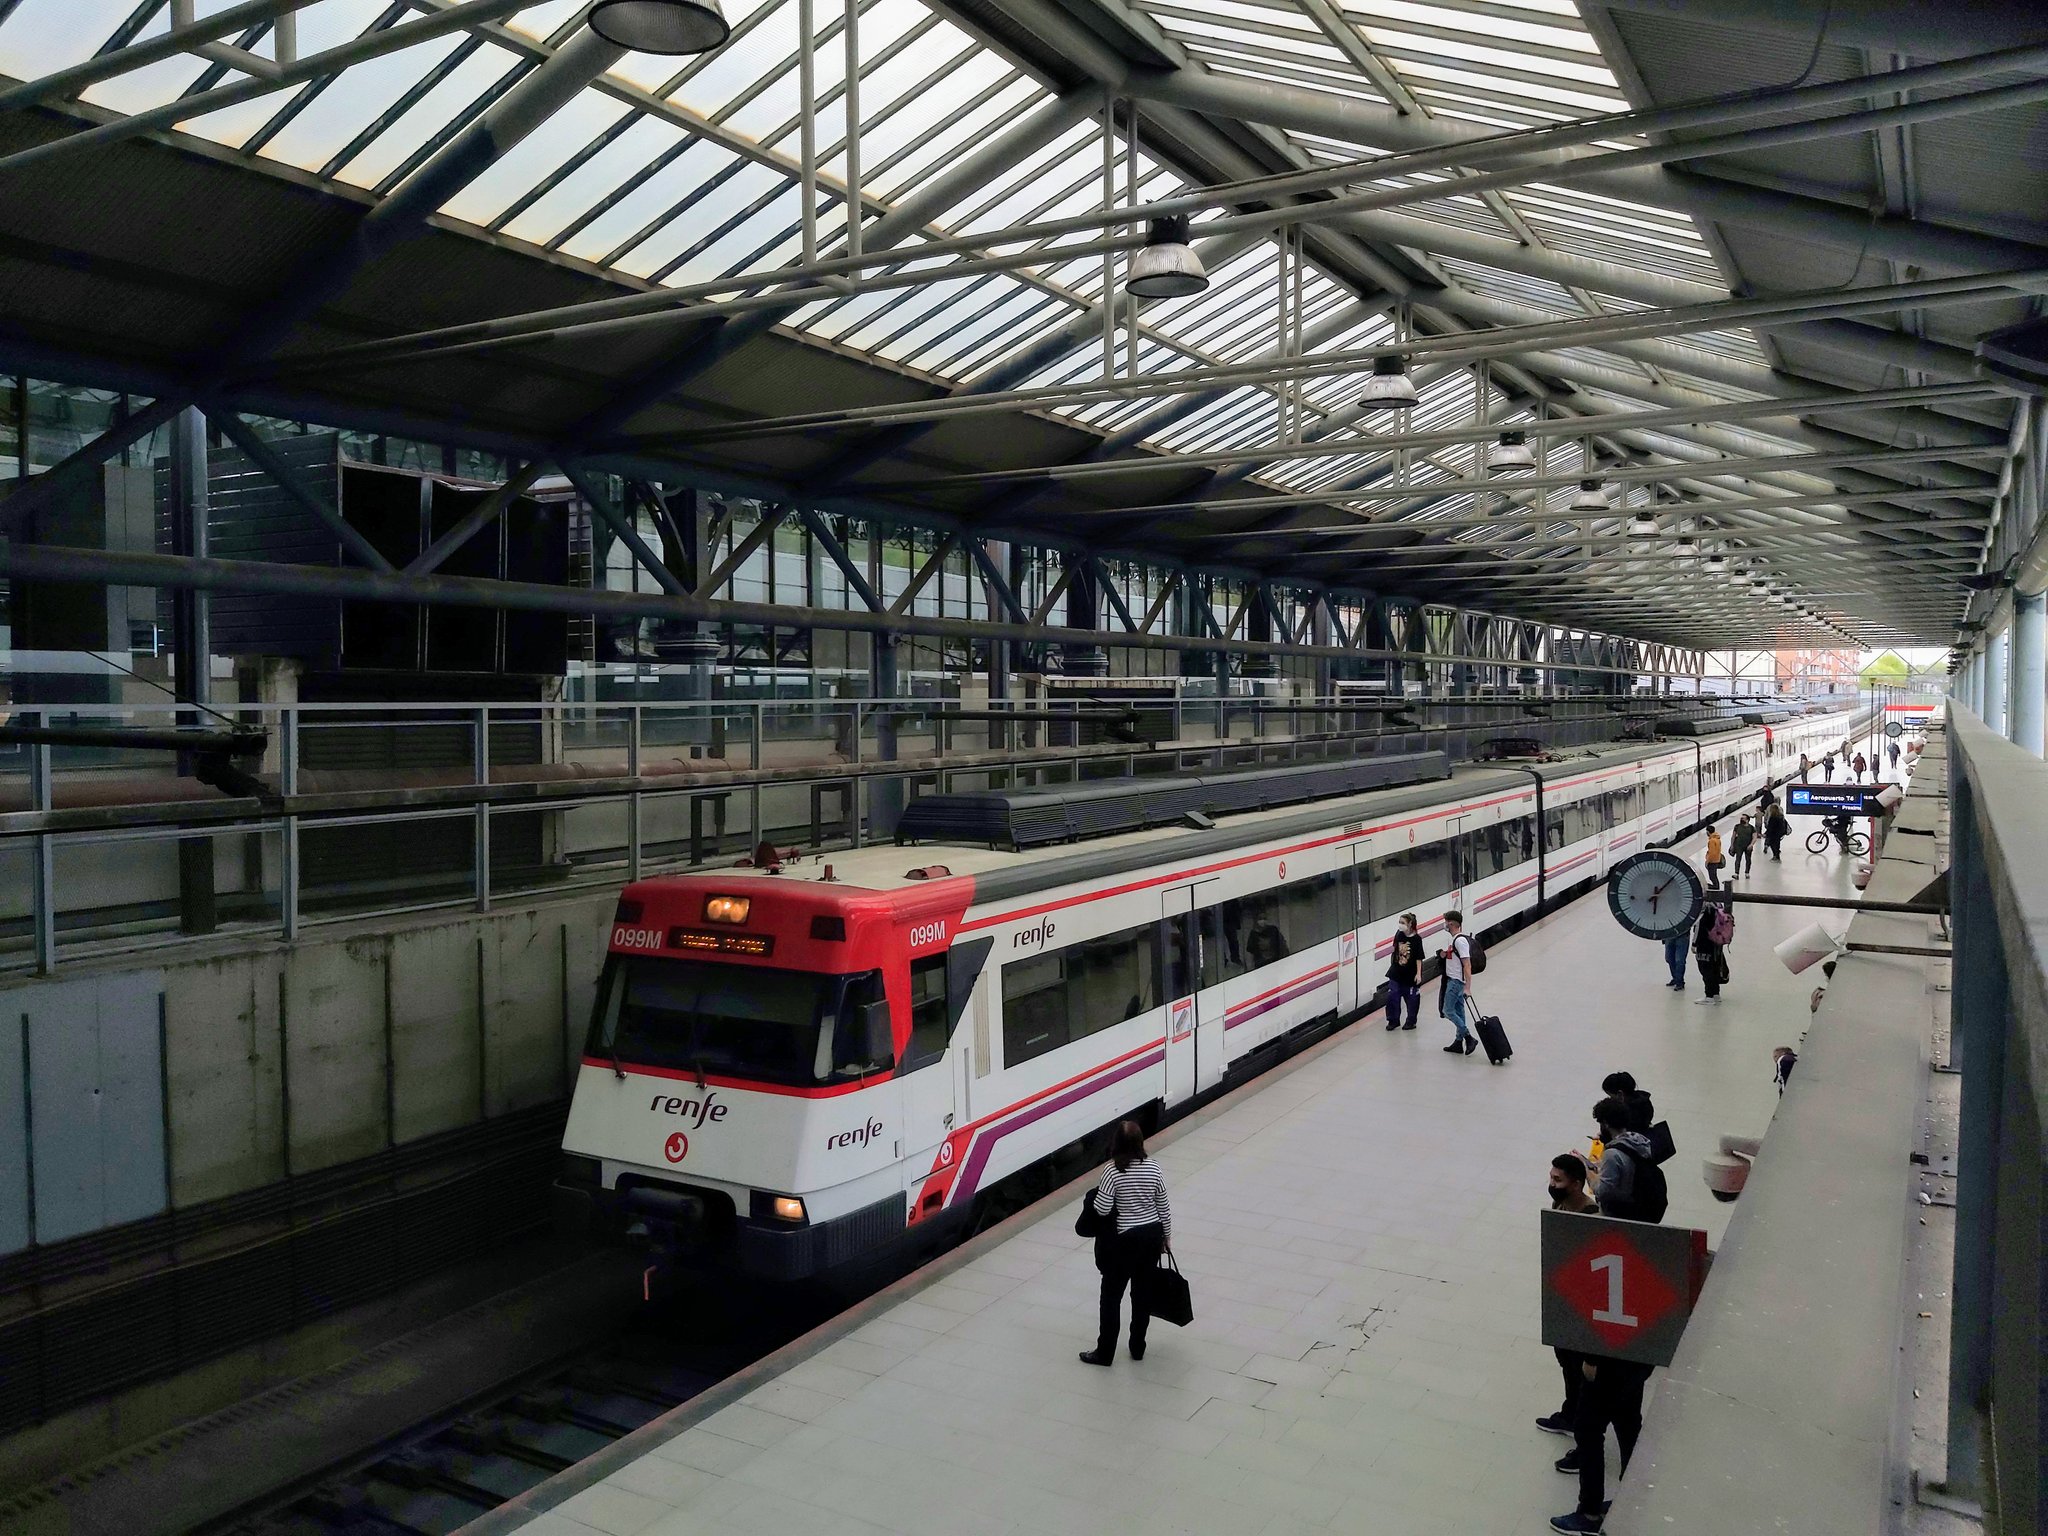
<box><xmin>631</xmin><ymin>724</ymin><xmax>1804</xmax><ymax>905</ymax></box>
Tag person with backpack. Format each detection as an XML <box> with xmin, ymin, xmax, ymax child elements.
<box><xmin>1798</xmin><ymin>751</ymin><xmax>1812</xmax><ymax>782</ymax></box>
<box><xmin>1439</xmin><ymin>910</ymin><xmax>1479</xmax><ymax>1057</ymax></box>
<box><xmin>1822</xmin><ymin>751</ymin><xmax>1837</xmax><ymax>782</ymax></box>
<box><xmin>1702</xmin><ymin>823</ymin><xmax>1725</xmax><ymax>890</ymax></box>
<box><xmin>1385</xmin><ymin>912</ymin><xmax>1422</xmax><ymax>1032</ymax></box>
<box><xmin>1693</xmin><ymin>895</ymin><xmax>1732</xmax><ymax>1007</ymax></box>
<box><xmin>1728</xmin><ymin>813</ymin><xmax>1756</xmax><ymax>880</ymax></box>
<box><xmin>1553</xmin><ymin>1100</ymin><xmax>1661</xmax><ymax>1533</ymax></box>
<box><xmin>1887</xmin><ymin>740</ymin><xmax>1901</xmax><ymax>773</ymax></box>
<box><xmin>1764</xmin><ymin>801</ymin><xmax>1790</xmax><ymax>862</ymax></box>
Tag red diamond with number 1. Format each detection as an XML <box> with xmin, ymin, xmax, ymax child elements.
<box><xmin>1548</xmin><ymin>1229</ymin><xmax>1681</xmax><ymax>1350</ymax></box>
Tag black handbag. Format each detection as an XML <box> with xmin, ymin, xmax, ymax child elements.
<box><xmin>1646</xmin><ymin>1120</ymin><xmax>1678</xmax><ymax>1165</ymax></box>
<box><xmin>1075</xmin><ymin>1191</ymin><xmax>1110</xmax><ymax>1239</ymax></box>
<box><xmin>1145</xmin><ymin>1253</ymin><xmax>1194</xmax><ymax>1328</ymax></box>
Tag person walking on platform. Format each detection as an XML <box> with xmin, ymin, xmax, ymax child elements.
<box><xmin>1888</xmin><ymin>739</ymin><xmax>1902</xmax><ymax>773</ymax></box>
<box><xmin>1702</xmin><ymin>823</ymin><xmax>1725</xmax><ymax>890</ymax></box>
<box><xmin>1079</xmin><ymin>1120</ymin><xmax>1170</xmax><ymax>1367</ymax></box>
<box><xmin>1822</xmin><ymin>751</ymin><xmax>1836</xmax><ymax>782</ymax></box>
<box><xmin>1765</xmin><ymin>801</ymin><xmax>1789</xmax><ymax>861</ymax></box>
<box><xmin>1385</xmin><ymin>913</ymin><xmax>1422</xmax><ymax>1032</ymax></box>
<box><xmin>1693</xmin><ymin>896</ymin><xmax>1730</xmax><ymax>1007</ymax></box>
<box><xmin>1729</xmin><ymin>813</ymin><xmax>1755</xmax><ymax>880</ymax></box>
<box><xmin>1439</xmin><ymin>910</ymin><xmax>1478</xmax><ymax>1056</ymax></box>
<box><xmin>1537</xmin><ymin>1153</ymin><xmax>1600</xmax><ymax>1439</ymax></box>
<box><xmin>1798</xmin><ymin>751</ymin><xmax>1812</xmax><ymax>782</ymax></box>
<box><xmin>1852</xmin><ymin>750</ymin><xmax>1869</xmax><ymax>782</ymax></box>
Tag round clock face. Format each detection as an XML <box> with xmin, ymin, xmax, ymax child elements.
<box><xmin>1607</xmin><ymin>851</ymin><xmax>1704</xmax><ymax>941</ymax></box>
<box><xmin>1884</xmin><ymin>720</ymin><xmax>1904</xmax><ymax>739</ymax></box>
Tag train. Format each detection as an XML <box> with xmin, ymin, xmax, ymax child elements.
<box><xmin>553</xmin><ymin>703</ymin><xmax>1867</xmax><ymax>1280</ymax></box>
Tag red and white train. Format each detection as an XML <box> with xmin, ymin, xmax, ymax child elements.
<box><xmin>555</xmin><ymin>705</ymin><xmax>1863</xmax><ymax>1278</ymax></box>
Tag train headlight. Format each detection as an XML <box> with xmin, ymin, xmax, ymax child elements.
<box><xmin>772</xmin><ymin>1196</ymin><xmax>806</xmax><ymax>1222</ymax></box>
<box><xmin>704</xmin><ymin>895</ymin><xmax>751</xmax><ymax>925</ymax></box>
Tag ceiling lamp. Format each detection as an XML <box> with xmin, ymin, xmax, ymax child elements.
<box><xmin>1675</xmin><ymin>532</ymin><xmax>1696</xmax><ymax>553</ymax></box>
<box><xmin>1750</xmin><ymin>576</ymin><xmax>1770</xmax><ymax>594</ymax></box>
<box><xmin>1488</xmin><ymin>430</ymin><xmax>1534</xmax><ymax>471</ymax></box>
<box><xmin>589</xmin><ymin>0</ymin><xmax>731</xmax><ymax>53</ymax></box>
<box><xmin>1704</xmin><ymin>552</ymin><xmax>1727</xmax><ymax>574</ymax></box>
<box><xmin>1627</xmin><ymin>510</ymin><xmax>1659</xmax><ymax>538</ymax></box>
<box><xmin>1358</xmin><ymin>354</ymin><xmax>1419</xmax><ymax>409</ymax></box>
<box><xmin>1568</xmin><ymin>477</ymin><xmax>1610</xmax><ymax>512</ymax></box>
<box><xmin>1125</xmin><ymin>216</ymin><xmax>1209</xmax><ymax>298</ymax></box>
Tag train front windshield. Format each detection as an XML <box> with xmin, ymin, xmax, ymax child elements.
<box><xmin>587</xmin><ymin>956</ymin><xmax>891</xmax><ymax>1088</ymax></box>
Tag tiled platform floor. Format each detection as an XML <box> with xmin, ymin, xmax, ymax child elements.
<box><xmin>505</xmin><ymin>813</ymin><xmax>1865</xmax><ymax>1536</ymax></box>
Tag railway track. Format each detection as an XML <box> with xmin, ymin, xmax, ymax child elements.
<box><xmin>210</xmin><ymin>1276</ymin><xmax>842</xmax><ymax>1536</ymax></box>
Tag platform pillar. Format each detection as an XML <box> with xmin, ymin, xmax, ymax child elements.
<box><xmin>1983</xmin><ymin>628</ymin><xmax>2008</xmax><ymax>735</ymax></box>
<box><xmin>2010</xmin><ymin>592</ymin><xmax>2045</xmax><ymax>755</ymax></box>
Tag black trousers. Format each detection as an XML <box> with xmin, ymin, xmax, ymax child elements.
<box><xmin>1097</xmin><ymin>1223</ymin><xmax>1166</xmax><ymax>1354</ymax></box>
<box><xmin>1576</xmin><ymin>1358</ymin><xmax>1651</xmax><ymax>1517</ymax></box>
<box><xmin>1555</xmin><ymin>1347</ymin><xmax>1584</xmax><ymax>1419</ymax></box>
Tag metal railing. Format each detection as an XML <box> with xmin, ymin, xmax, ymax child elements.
<box><xmin>0</xmin><ymin>690</ymin><xmax>1820</xmax><ymax>975</ymax></box>
<box><xmin>1946</xmin><ymin>705</ymin><xmax>2048</xmax><ymax>1532</ymax></box>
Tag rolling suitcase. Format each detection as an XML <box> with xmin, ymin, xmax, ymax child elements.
<box><xmin>1473</xmin><ymin>1014</ymin><xmax>1513</xmax><ymax>1065</ymax></box>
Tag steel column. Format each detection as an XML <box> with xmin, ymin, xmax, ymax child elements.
<box><xmin>2011</xmin><ymin>592</ymin><xmax>2046</xmax><ymax>755</ymax></box>
<box><xmin>1985</xmin><ymin>628</ymin><xmax>2010</xmax><ymax>735</ymax></box>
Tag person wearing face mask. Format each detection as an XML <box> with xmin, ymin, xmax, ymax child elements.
<box><xmin>1536</xmin><ymin>1153</ymin><xmax>1600</xmax><ymax>1439</ymax></box>
<box><xmin>1385</xmin><ymin>912</ymin><xmax>1422</xmax><ymax>1031</ymax></box>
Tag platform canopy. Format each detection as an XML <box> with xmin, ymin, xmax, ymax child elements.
<box><xmin>1</xmin><ymin>0</ymin><xmax>2043</xmax><ymax>649</ymax></box>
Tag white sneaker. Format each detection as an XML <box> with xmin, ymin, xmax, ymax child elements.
<box><xmin>1694</xmin><ymin>996</ymin><xmax>1721</xmax><ymax>1006</ymax></box>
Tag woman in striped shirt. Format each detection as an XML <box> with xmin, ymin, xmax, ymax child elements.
<box><xmin>1079</xmin><ymin>1120</ymin><xmax>1172</xmax><ymax>1366</ymax></box>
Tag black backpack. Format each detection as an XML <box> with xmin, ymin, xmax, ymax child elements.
<box><xmin>1466</xmin><ymin>933</ymin><xmax>1488</xmax><ymax>975</ymax></box>
<box><xmin>1611</xmin><ymin>1146</ymin><xmax>1669</xmax><ymax>1223</ymax></box>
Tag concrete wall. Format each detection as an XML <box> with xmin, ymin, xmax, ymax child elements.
<box><xmin>0</xmin><ymin>892</ymin><xmax>616</xmax><ymax>1253</ymax></box>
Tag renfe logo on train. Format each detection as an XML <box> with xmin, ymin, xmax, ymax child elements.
<box><xmin>1013</xmin><ymin>916</ymin><xmax>1056</xmax><ymax>949</ymax></box>
<box><xmin>650</xmin><ymin>1092</ymin><xmax>728</xmax><ymax>1127</ymax></box>
<box><xmin>827</xmin><ymin>1118</ymin><xmax>886</xmax><ymax>1151</ymax></box>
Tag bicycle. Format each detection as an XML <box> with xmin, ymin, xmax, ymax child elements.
<box><xmin>1806</xmin><ymin>826</ymin><xmax>1869</xmax><ymax>857</ymax></box>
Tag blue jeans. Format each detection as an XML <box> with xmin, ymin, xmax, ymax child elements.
<box><xmin>1663</xmin><ymin>934</ymin><xmax>1687</xmax><ymax>987</ymax></box>
<box><xmin>1443</xmin><ymin>978</ymin><xmax>1471</xmax><ymax>1042</ymax></box>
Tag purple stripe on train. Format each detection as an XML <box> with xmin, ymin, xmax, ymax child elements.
<box><xmin>951</xmin><ymin>1048</ymin><xmax>1166</xmax><ymax>1204</ymax></box>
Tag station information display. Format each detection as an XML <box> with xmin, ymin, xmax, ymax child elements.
<box><xmin>1784</xmin><ymin>783</ymin><xmax>1880</xmax><ymax>816</ymax></box>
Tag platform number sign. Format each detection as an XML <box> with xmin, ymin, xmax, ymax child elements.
<box><xmin>1540</xmin><ymin>1209</ymin><xmax>1708</xmax><ymax>1366</ymax></box>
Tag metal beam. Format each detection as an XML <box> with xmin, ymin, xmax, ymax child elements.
<box><xmin>0</xmin><ymin>540</ymin><xmax>1655</xmax><ymax>673</ymax></box>
<box><xmin>405</xmin><ymin>460</ymin><xmax>544</xmax><ymax>576</ymax></box>
<box><xmin>210</xmin><ymin>413</ymin><xmax>396</xmax><ymax>574</ymax></box>
<box><xmin>558</xmin><ymin>464</ymin><xmax>687</xmax><ymax>596</ymax></box>
<box><xmin>1120</xmin><ymin>63</ymin><xmax>2048</xmax><ymax>276</ymax></box>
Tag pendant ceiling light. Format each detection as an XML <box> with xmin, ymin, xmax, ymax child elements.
<box><xmin>1750</xmin><ymin>576</ymin><xmax>1771</xmax><ymax>594</ymax></box>
<box><xmin>1627</xmin><ymin>510</ymin><xmax>1659</xmax><ymax>538</ymax></box>
<box><xmin>1568</xmin><ymin>477</ymin><xmax>1609</xmax><ymax>512</ymax></box>
<box><xmin>589</xmin><ymin>0</ymin><xmax>731</xmax><ymax>53</ymax></box>
<box><xmin>1704</xmin><ymin>552</ymin><xmax>1727</xmax><ymax>574</ymax></box>
<box><xmin>1359</xmin><ymin>354</ymin><xmax>1419</xmax><ymax>409</ymax></box>
<box><xmin>1488</xmin><ymin>430</ymin><xmax>1534</xmax><ymax>471</ymax></box>
<box><xmin>1125</xmin><ymin>215</ymin><xmax>1209</xmax><ymax>298</ymax></box>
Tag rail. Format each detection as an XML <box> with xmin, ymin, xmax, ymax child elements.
<box><xmin>1946</xmin><ymin>706</ymin><xmax>2048</xmax><ymax>1532</ymax></box>
<box><xmin>0</xmin><ymin>691</ymin><xmax>1842</xmax><ymax>976</ymax></box>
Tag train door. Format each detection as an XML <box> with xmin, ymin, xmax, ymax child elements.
<box><xmin>1442</xmin><ymin>814</ymin><xmax>1468</xmax><ymax>916</ymax></box>
<box><xmin>1162</xmin><ymin>880</ymin><xmax>1224</xmax><ymax>1106</ymax></box>
<box><xmin>1340</xmin><ymin>846</ymin><xmax>1369</xmax><ymax>1014</ymax></box>
<box><xmin>898</xmin><ymin>953</ymin><xmax>958</xmax><ymax>1176</ymax></box>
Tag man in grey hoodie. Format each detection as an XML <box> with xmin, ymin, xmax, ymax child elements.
<box><xmin>1591</xmin><ymin>1096</ymin><xmax>1660</xmax><ymax>1221</ymax></box>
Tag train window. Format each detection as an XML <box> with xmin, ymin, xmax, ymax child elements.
<box><xmin>903</xmin><ymin>954</ymin><xmax>950</xmax><ymax>1071</ymax></box>
<box><xmin>1002</xmin><ymin>921</ymin><xmax>1159</xmax><ymax>1068</ymax></box>
<box><xmin>1002</xmin><ymin>953</ymin><xmax>1068</xmax><ymax>1064</ymax></box>
<box><xmin>1369</xmin><ymin>839</ymin><xmax>1454</xmax><ymax>912</ymax></box>
<box><xmin>586</xmin><ymin>956</ymin><xmax>889</xmax><ymax>1088</ymax></box>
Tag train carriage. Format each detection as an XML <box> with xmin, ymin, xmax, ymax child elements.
<box><xmin>556</xmin><ymin>705</ymin><xmax>1866</xmax><ymax>1279</ymax></box>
